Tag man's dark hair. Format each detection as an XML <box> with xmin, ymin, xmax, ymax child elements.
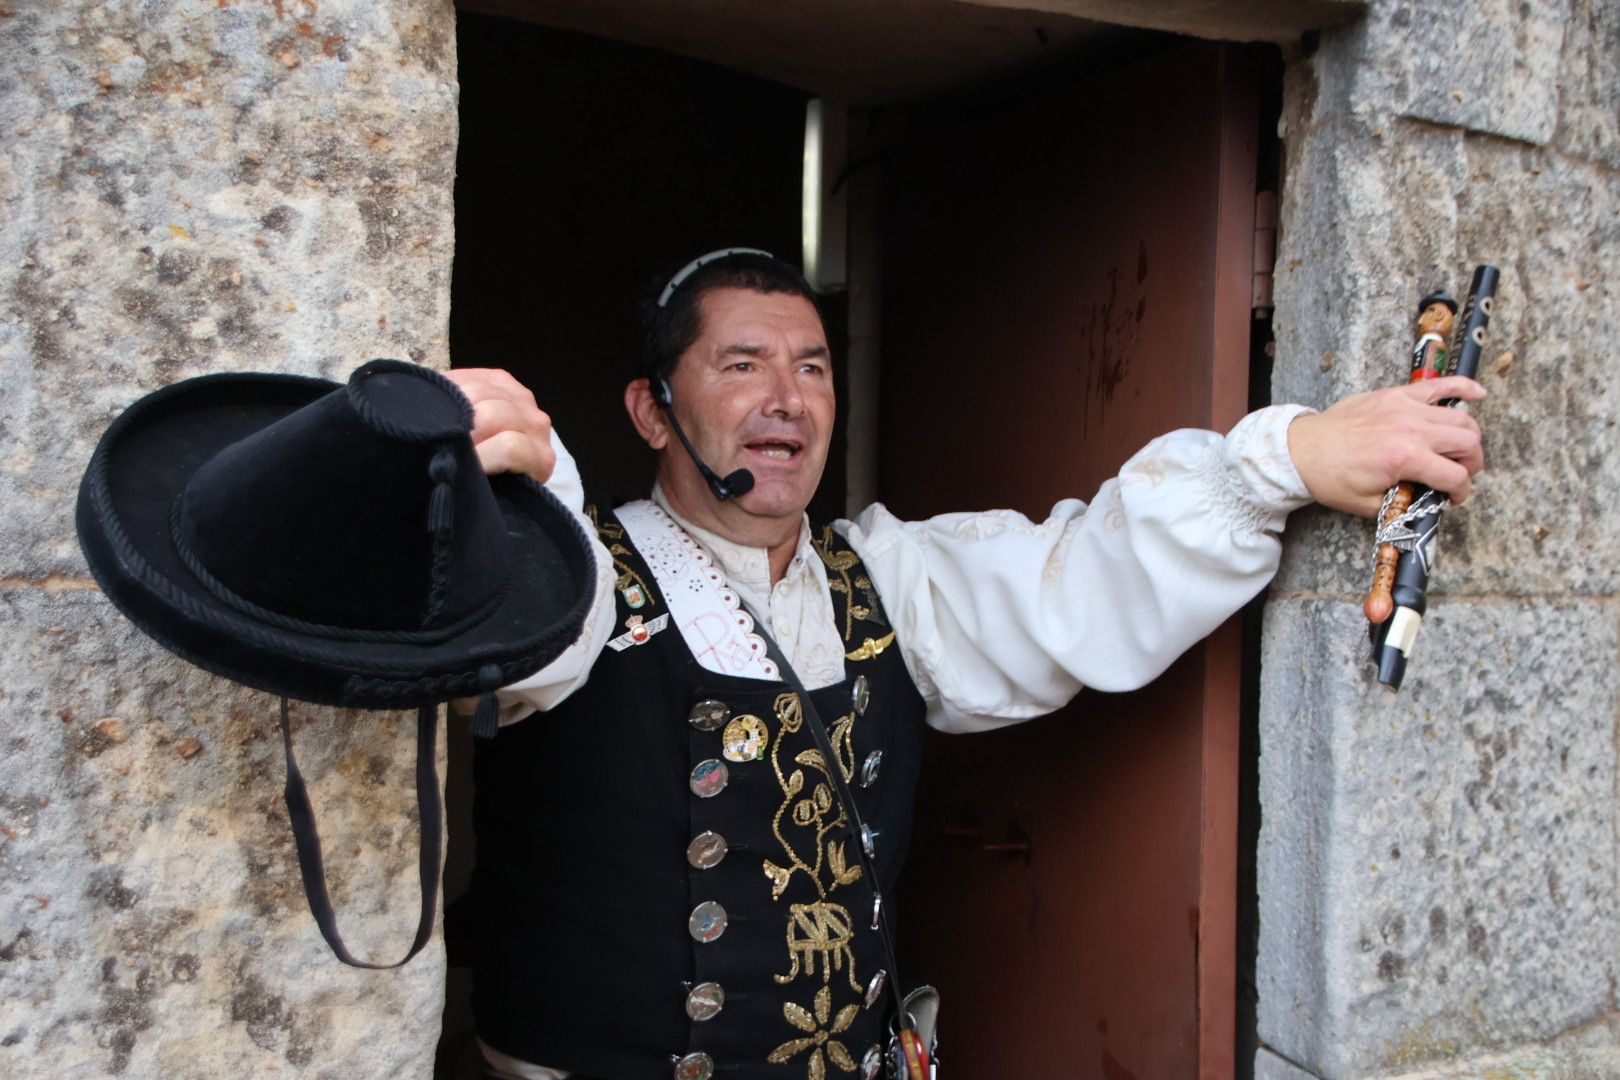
<box><xmin>638</xmin><ymin>251</ymin><xmax>823</xmax><ymax>384</ymax></box>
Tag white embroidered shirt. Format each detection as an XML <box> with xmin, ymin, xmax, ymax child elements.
<box><xmin>482</xmin><ymin>402</ymin><xmax>1314</xmax><ymax>1080</ymax></box>
<box><xmin>500</xmin><ymin>402</ymin><xmax>1315</xmax><ymax>732</ymax></box>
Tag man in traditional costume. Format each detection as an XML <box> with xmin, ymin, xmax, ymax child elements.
<box><xmin>449</xmin><ymin>250</ymin><xmax>1485</xmax><ymax>1080</ymax></box>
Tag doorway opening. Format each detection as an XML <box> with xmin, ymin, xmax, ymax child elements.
<box><xmin>443</xmin><ymin>5</ymin><xmax>1280</xmax><ymax>1076</ymax></box>
<box><xmin>441</xmin><ymin>15</ymin><xmax>825</xmax><ymax>1076</ymax></box>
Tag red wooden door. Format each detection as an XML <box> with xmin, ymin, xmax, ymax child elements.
<box><xmin>881</xmin><ymin>43</ymin><xmax>1260</xmax><ymax>1079</ymax></box>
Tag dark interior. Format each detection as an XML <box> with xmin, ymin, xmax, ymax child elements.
<box><xmin>447</xmin><ymin>15</ymin><xmax>832</xmax><ymax>514</ymax></box>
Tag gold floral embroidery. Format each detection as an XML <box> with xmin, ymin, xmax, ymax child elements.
<box><xmin>763</xmin><ymin>692</ymin><xmax>862</xmax><ymax>991</ymax></box>
<box><xmin>767</xmin><ymin>530</ymin><xmax>888</xmax><ymax>1065</ymax></box>
<box><xmin>813</xmin><ymin>527</ymin><xmax>886</xmax><ymax>642</ymax></box>
<box><xmin>767</xmin><ymin>986</ymin><xmax>861</xmax><ymax>1078</ymax></box>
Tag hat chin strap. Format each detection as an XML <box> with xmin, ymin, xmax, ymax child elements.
<box><xmin>279</xmin><ymin>698</ymin><xmax>443</xmax><ymax>968</ymax></box>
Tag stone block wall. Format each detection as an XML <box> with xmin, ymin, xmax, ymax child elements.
<box><xmin>1257</xmin><ymin>0</ymin><xmax>1620</xmax><ymax>1076</ymax></box>
<box><xmin>0</xmin><ymin>1</ymin><xmax>459</xmax><ymax>1076</ymax></box>
<box><xmin>5</xmin><ymin>0</ymin><xmax>1615</xmax><ymax>1077</ymax></box>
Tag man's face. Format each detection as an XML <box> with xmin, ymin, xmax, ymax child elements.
<box><xmin>656</xmin><ymin>286</ymin><xmax>834</xmax><ymax>533</ymax></box>
<box><xmin>1418</xmin><ymin>302</ymin><xmax>1455</xmax><ymax>338</ymax></box>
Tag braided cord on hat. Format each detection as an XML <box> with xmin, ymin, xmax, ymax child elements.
<box><xmin>344</xmin><ymin>360</ymin><xmax>475</xmax><ymax>441</ymax></box>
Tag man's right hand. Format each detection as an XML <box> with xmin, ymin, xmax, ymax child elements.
<box><xmin>444</xmin><ymin>368</ymin><xmax>557</xmax><ymax>484</ymax></box>
<box><xmin>1286</xmin><ymin>374</ymin><xmax>1486</xmax><ymax>517</ymax></box>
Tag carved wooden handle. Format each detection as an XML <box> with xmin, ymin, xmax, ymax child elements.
<box><xmin>1363</xmin><ymin>480</ymin><xmax>1415</xmax><ymax>623</ymax></box>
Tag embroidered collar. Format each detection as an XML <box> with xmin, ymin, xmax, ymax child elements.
<box><xmin>651</xmin><ymin>485</ymin><xmax>816</xmax><ymax>598</ymax></box>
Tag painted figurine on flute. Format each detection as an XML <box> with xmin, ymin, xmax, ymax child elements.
<box><xmin>1366</xmin><ymin>265</ymin><xmax>1500</xmax><ymax>691</ymax></box>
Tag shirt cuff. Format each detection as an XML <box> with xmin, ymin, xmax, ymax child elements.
<box><xmin>544</xmin><ymin>428</ymin><xmax>587</xmax><ymax>514</ymax></box>
<box><xmin>1220</xmin><ymin>404</ymin><xmax>1317</xmax><ymax>524</ymax></box>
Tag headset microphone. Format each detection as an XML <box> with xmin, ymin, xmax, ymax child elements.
<box><xmin>654</xmin><ymin>378</ymin><xmax>756</xmax><ymax>502</ymax></box>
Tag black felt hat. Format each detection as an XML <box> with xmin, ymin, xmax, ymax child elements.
<box><xmin>76</xmin><ymin>359</ymin><xmax>596</xmax><ymax>717</ymax></box>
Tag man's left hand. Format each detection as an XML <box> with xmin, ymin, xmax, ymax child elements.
<box><xmin>1288</xmin><ymin>375</ymin><xmax>1486</xmax><ymax>517</ymax></box>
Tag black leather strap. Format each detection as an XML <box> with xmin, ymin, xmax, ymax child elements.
<box><xmin>279</xmin><ymin>697</ymin><xmax>442</xmax><ymax>968</ymax></box>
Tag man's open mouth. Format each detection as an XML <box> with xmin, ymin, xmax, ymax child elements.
<box><xmin>744</xmin><ymin>439</ymin><xmax>802</xmax><ymax>460</ymax></box>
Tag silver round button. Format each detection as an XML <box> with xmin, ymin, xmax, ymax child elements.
<box><xmin>860</xmin><ymin>750</ymin><xmax>883</xmax><ymax>787</ymax></box>
<box><xmin>852</xmin><ymin>674</ymin><xmax>871</xmax><ymax>716</ymax></box>
<box><xmin>674</xmin><ymin>1051</ymin><xmax>715</xmax><ymax>1080</ymax></box>
<box><xmin>689</xmin><ymin>759</ymin><xmax>729</xmax><ymax>798</ymax></box>
<box><xmin>861</xmin><ymin>825</ymin><xmax>879</xmax><ymax>859</ymax></box>
<box><xmin>687</xmin><ymin>831</ymin><xmax>728</xmax><ymax>870</ymax></box>
<box><xmin>688</xmin><ymin>900</ymin><xmax>728</xmax><ymax>943</ymax></box>
<box><xmin>870</xmin><ymin>892</ymin><xmax>883</xmax><ymax>930</ymax></box>
<box><xmin>864</xmin><ymin>968</ymin><xmax>887</xmax><ymax>1009</ymax></box>
<box><xmin>686</xmin><ymin>981</ymin><xmax>725</xmax><ymax>1022</ymax></box>
<box><xmin>689</xmin><ymin>700</ymin><xmax>730</xmax><ymax>732</ymax></box>
<box><xmin>862</xmin><ymin>1044</ymin><xmax>884</xmax><ymax>1080</ymax></box>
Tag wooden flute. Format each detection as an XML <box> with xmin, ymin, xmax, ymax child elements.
<box><xmin>1363</xmin><ymin>289</ymin><xmax>1460</xmax><ymax>624</ymax></box>
<box><xmin>1367</xmin><ymin>265</ymin><xmax>1499</xmax><ymax>692</ymax></box>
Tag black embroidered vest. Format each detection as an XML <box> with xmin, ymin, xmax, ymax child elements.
<box><xmin>470</xmin><ymin>508</ymin><xmax>927</xmax><ymax>1080</ymax></box>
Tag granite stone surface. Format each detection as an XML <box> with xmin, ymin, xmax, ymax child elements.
<box><xmin>1552</xmin><ymin>0</ymin><xmax>1620</xmax><ymax>171</ymax></box>
<box><xmin>0</xmin><ymin>1</ymin><xmax>458</xmax><ymax>1076</ymax></box>
<box><xmin>1243</xmin><ymin>5</ymin><xmax>1620</xmax><ymax>1075</ymax></box>
<box><xmin>1</xmin><ymin>0</ymin><xmax>458</xmax><ymax>578</ymax></box>
<box><xmin>1261</xmin><ymin>1038</ymin><xmax>1620</xmax><ymax>1079</ymax></box>
<box><xmin>0</xmin><ymin>587</ymin><xmax>448</xmax><ymax>1077</ymax></box>
<box><xmin>1309</xmin><ymin>0</ymin><xmax>1567</xmax><ymax>147</ymax></box>
<box><xmin>1257</xmin><ymin>1047</ymin><xmax>1330</xmax><ymax>1080</ymax></box>
<box><xmin>1257</xmin><ymin>597</ymin><xmax>1619</xmax><ymax>1077</ymax></box>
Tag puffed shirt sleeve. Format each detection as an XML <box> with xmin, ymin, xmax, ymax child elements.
<box><xmin>492</xmin><ymin>431</ymin><xmax>618</xmax><ymax>725</ymax></box>
<box><xmin>837</xmin><ymin>404</ymin><xmax>1317</xmax><ymax>734</ymax></box>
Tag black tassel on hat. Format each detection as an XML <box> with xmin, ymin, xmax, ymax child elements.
<box><xmin>471</xmin><ymin>663</ymin><xmax>504</xmax><ymax>740</ymax></box>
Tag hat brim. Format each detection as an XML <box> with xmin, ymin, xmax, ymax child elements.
<box><xmin>77</xmin><ymin>371</ymin><xmax>596</xmax><ymax>709</ymax></box>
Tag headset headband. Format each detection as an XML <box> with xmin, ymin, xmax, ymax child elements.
<box><xmin>655</xmin><ymin>247</ymin><xmax>775</xmax><ymax>308</ymax></box>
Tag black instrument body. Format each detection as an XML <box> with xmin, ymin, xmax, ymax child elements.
<box><xmin>1370</xmin><ymin>264</ymin><xmax>1499</xmax><ymax>690</ymax></box>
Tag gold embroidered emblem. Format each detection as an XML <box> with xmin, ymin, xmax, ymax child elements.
<box><xmin>767</xmin><ymin>986</ymin><xmax>861</xmax><ymax>1078</ymax></box>
<box><xmin>845</xmin><ymin>632</ymin><xmax>895</xmax><ymax>662</ymax></box>
<box><xmin>777</xmin><ymin>902</ymin><xmax>857</xmax><ymax>986</ymax></box>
